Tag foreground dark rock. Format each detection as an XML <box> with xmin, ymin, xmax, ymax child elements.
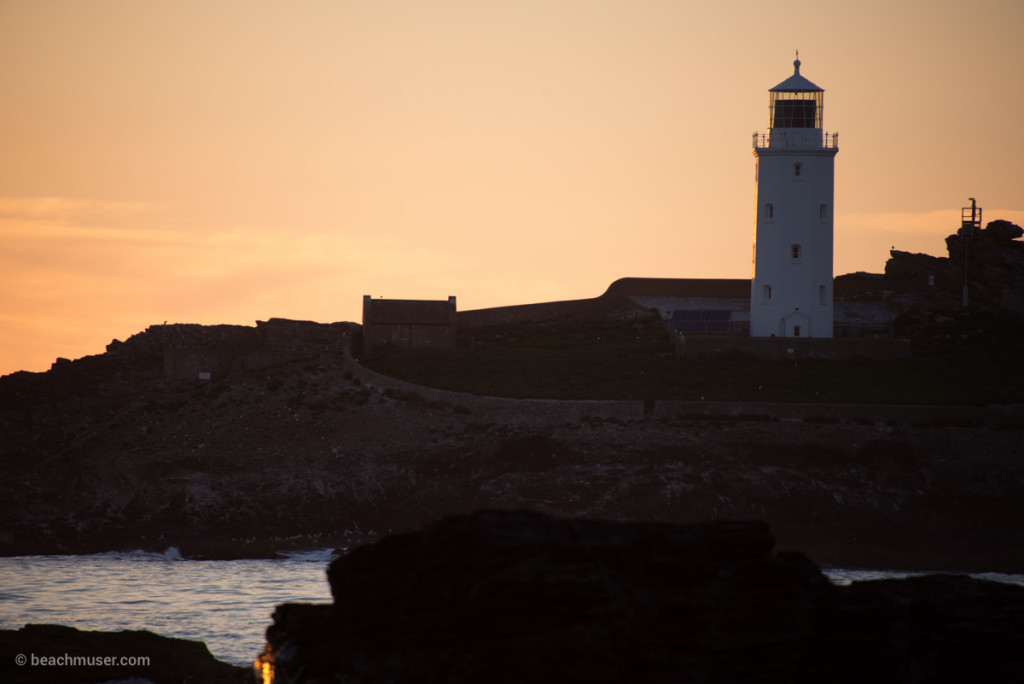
<box><xmin>0</xmin><ymin>624</ymin><xmax>247</xmax><ymax>683</ymax></box>
<box><xmin>259</xmin><ymin>511</ymin><xmax>1024</xmax><ymax>683</ymax></box>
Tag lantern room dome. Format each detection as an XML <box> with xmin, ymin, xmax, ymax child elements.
<box><xmin>770</xmin><ymin>58</ymin><xmax>823</xmax><ymax>93</ymax></box>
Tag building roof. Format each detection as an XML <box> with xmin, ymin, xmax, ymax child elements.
<box><xmin>603</xmin><ymin>277</ymin><xmax>751</xmax><ymax>300</ymax></box>
<box><xmin>769</xmin><ymin>58</ymin><xmax>823</xmax><ymax>93</ymax></box>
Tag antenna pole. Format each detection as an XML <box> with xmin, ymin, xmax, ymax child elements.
<box><xmin>961</xmin><ymin>197</ymin><xmax>981</xmax><ymax>308</ymax></box>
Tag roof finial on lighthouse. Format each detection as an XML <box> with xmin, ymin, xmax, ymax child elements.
<box><xmin>794</xmin><ymin>49</ymin><xmax>801</xmax><ymax>74</ymax></box>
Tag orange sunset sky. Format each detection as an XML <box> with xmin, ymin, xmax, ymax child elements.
<box><xmin>1</xmin><ymin>1</ymin><xmax>1022</xmax><ymax>376</ymax></box>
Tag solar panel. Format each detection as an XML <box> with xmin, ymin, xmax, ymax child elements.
<box><xmin>670</xmin><ymin>310</ymin><xmax>731</xmax><ymax>334</ymax></box>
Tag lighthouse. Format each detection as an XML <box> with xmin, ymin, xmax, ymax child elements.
<box><xmin>750</xmin><ymin>55</ymin><xmax>838</xmax><ymax>338</ymax></box>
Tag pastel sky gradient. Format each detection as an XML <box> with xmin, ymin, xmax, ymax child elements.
<box><xmin>2</xmin><ymin>1</ymin><xmax>1022</xmax><ymax>375</ymax></box>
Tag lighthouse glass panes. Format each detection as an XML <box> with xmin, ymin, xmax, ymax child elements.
<box><xmin>770</xmin><ymin>90</ymin><xmax>822</xmax><ymax>128</ymax></box>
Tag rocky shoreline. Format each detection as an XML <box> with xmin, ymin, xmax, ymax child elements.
<box><xmin>3</xmin><ymin>405</ymin><xmax>1024</xmax><ymax>572</ymax></box>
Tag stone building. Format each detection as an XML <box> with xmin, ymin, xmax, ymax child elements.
<box><xmin>362</xmin><ymin>296</ymin><xmax>458</xmax><ymax>353</ymax></box>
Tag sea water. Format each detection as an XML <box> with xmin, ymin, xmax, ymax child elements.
<box><xmin>0</xmin><ymin>549</ymin><xmax>334</xmax><ymax>667</ymax></box>
<box><xmin>1</xmin><ymin>551</ymin><xmax>1023</xmax><ymax>667</ymax></box>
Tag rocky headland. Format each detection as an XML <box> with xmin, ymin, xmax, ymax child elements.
<box><xmin>1</xmin><ymin>221</ymin><xmax>1023</xmax><ymax>570</ymax></box>
<box><xmin>1</xmin><ymin>313</ymin><xmax>1022</xmax><ymax>571</ymax></box>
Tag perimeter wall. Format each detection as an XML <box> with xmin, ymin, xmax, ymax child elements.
<box><xmin>342</xmin><ymin>339</ymin><xmax>1022</xmax><ymax>429</ymax></box>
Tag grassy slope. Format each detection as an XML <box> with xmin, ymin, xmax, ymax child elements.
<box><xmin>362</xmin><ymin>310</ymin><xmax>1024</xmax><ymax>405</ymax></box>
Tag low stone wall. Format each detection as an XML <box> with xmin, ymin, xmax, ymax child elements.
<box><xmin>651</xmin><ymin>399</ymin><xmax>1023</xmax><ymax>428</ymax></box>
<box><xmin>342</xmin><ymin>341</ymin><xmax>1022</xmax><ymax>429</ymax></box>
<box><xmin>676</xmin><ymin>335</ymin><xmax>912</xmax><ymax>360</ymax></box>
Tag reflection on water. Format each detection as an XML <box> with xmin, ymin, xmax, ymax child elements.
<box><xmin>0</xmin><ymin>549</ymin><xmax>333</xmax><ymax>667</ymax></box>
<box><xmin>1</xmin><ymin>551</ymin><xmax>1022</xmax><ymax>669</ymax></box>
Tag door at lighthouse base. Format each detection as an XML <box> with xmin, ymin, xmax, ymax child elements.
<box><xmin>781</xmin><ymin>312</ymin><xmax>811</xmax><ymax>338</ymax></box>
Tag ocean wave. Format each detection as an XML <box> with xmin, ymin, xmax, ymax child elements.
<box><xmin>276</xmin><ymin>548</ymin><xmax>341</xmax><ymax>563</ymax></box>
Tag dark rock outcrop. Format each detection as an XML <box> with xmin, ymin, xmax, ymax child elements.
<box><xmin>883</xmin><ymin>250</ymin><xmax>948</xmax><ymax>282</ymax></box>
<box><xmin>885</xmin><ymin>219</ymin><xmax>1024</xmax><ymax>314</ymax></box>
<box><xmin>985</xmin><ymin>219</ymin><xmax>1024</xmax><ymax>242</ymax></box>
<box><xmin>258</xmin><ymin>511</ymin><xmax>1024</xmax><ymax>683</ymax></box>
<box><xmin>0</xmin><ymin>624</ymin><xmax>247</xmax><ymax>683</ymax></box>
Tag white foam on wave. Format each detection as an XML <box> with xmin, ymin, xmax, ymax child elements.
<box><xmin>825</xmin><ymin>567</ymin><xmax>1024</xmax><ymax>587</ymax></box>
<box><xmin>277</xmin><ymin>548</ymin><xmax>340</xmax><ymax>563</ymax></box>
<box><xmin>970</xmin><ymin>571</ymin><xmax>1024</xmax><ymax>586</ymax></box>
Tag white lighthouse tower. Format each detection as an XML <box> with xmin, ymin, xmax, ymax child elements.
<box><xmin>750</xmin><ymin>55</ymin><xmax>838</xmax><ymax>338</ymax></box>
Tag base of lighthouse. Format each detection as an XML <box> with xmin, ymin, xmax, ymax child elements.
<box><xmin>749</xmin><ymin>308</ymin><xmax>833</xmax><ymax>339</ymax></box>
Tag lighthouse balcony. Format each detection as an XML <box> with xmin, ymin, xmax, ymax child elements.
<box><xmin>753</xmin><ymin>130</ymin><xmax>838</xmax><ymax>151</ymax></box>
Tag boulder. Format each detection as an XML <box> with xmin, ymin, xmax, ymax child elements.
<box><xmin>987</xmin><ymin>219</ymin><xmax>1024</xmax><ymax>242</ymax></box>
<box><xmin>884</xmin><ymin>249</ymin><xmax>946</xmax><ymax>280</ymax></box>
<box><xmin>257</xmin><ymin>510</ymin><xmax>1024</xmax><ymax>683</ymax></box>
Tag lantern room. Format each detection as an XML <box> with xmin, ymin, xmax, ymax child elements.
<box><xmin>768</xmin><ymin>55</ymin><xmax>823</xmax><ymax>130</ymax></box>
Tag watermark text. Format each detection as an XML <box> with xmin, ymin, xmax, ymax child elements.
<box><xmin>15</xmin><ymin>652</ymin><xmax>151</xmax><ymax>668</ymax></box>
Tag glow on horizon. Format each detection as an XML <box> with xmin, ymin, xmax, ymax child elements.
<box><xmin>1</xmin><ymin>1</ymin><xmax>1022</xmax><ymax>375</ymax></box>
